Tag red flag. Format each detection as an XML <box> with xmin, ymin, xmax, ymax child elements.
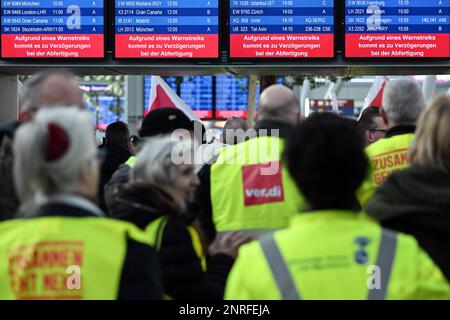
<box><xmin>146</xmin><ymin>76</ymin><xmax>199</xmax><ymax>121</ymax></box>
<box><xmin>358</xmin><ymin>76</ymin><xmax>389</xmax><ymax>120</ymax></box>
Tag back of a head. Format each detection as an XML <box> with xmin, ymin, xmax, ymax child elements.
<box><xmin>139</xmin><ymin>108</ymin><xmax>194</xmax><ymax>138</ymax></box>
<box><xmin>410</xmin><ymin>95</ymin><xmax>450</xmax><ymax>170</ymax></box>
<box><xmin>130</xmin><ymin>136</ymin><xmax>192</xmax><ymax>192</ymax></box>
<box><xmin>223</xmin><ymin>117</ymin><xmax>248</xmax><ymax>145</ymax></box>
<box><xmin>258</xmin><ymin>85</ymin><xmax>300</xmax><ymax>125</ymax></box>
<box><xmin>357</xmin><ymin>106</ymin><xmax>381</xmax><ymax>132</ymax></box>
<box><xmin>382</xmin><ymin>79</ymin><xmax>425</xmax><ymax>126</ymax></box>
<box><xmin>13</xmin><ymin>107</ymin><xmax>97</xmax><ymax>211</ymax></box>
<box><xmin>105</xmin><ymin>121</ymin><xmax>130</xmax><ymax>148</ymax></box>
<box><xmin>21</xmin><ymin>69</ymin><xmax>83</xmax><ymax>114</ymax></box>
<box><xmin>284</xmin><ymin>113</ymin><xmax>367</xmax><ymax>209</ymax></box>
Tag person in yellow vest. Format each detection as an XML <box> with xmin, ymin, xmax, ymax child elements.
<box><xmin>110</xmin><ymin>136</ymin><xmax>253</xmax><ymax>300</ymax></box>
<box><xmin>225</xmin><ymin>113</ymin><xmax>449</xmax><ymax>300</ymax></box>
<box><xmin>0</xmin><ymin>107</ymin><xmax>163</xmax><ymax>300</ymax></box>
<box><xmin>358</xmin><ymin>79</ymin><xmax>425</xmax><ymax>207</ymax></box>
<box><xmin>196</xmin><ymin>85</ymin><xmax>305</xmax><ymax>244</ymax></box>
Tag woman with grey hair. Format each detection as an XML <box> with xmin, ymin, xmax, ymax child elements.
<box><xmin>111</xmin><ymin>136</ymin><xmax>253</xmax><ymax>300</ymax></box>
<box><xmin>366</xmin><ymin>95</ymin><xmax>450</xmax><ymax>281</ymax></box>
<box><xmin>0</xmin><ymin>107</ymin><xmax>163</xmax><ymax>300</ymax></box>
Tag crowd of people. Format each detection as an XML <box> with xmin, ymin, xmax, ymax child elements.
<box><xmin>0</xmin><ymin>70</ymin><xmax>448</xmax><ymax>300</ymax></box>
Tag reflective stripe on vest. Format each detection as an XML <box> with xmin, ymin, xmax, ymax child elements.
<box><xmin>145</xmin><ymin>216</ymin><xmax>207</xmax><ymax>271</ymax></box>
<box><xmin>218</xmin><ymin>228</ymin><xmax>278</xmax><ymax>239</ymax></box>
<box><xmin>260</xmin><ymin>229</ymin><xmax>398</xmax><ymax>300</ymax></box>
<box><xmin>260</xmin><ymin>233</ymin><xmax>301</xmax><ymax>300</ymax></box>
<box><xmin>126</xmin><ymin>156</ymin><xmax>137</xmax><ymax>168</ymax></box>
<box><xmin>368</xmin><ymin>229</ymin><xmax>398</xmax><ymax>300</ymax></box>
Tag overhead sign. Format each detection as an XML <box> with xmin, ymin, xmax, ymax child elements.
<box><xmin>229</xmin><ymin>0</ymin><xmax>335</xmax><ymax>58</ymax></box>
<box><xmin>115</xmin><ymin>0</ymin><xmax>219</xmax><ymax>58</ymax></box>
<box><xmin>345</xmin><ymin>0</ymin><xmax>450</xmax><ymax>58</ymax></box>
<box><xmin>1</xmin><ymin>0</ymin><xmax>104</xmax><ymax>58</ymax></box>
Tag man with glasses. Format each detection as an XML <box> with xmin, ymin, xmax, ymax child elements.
<box><xmin>357</xmin><ymin>106</ymin><xmax>388</xmax><ymax>146</ymax></box>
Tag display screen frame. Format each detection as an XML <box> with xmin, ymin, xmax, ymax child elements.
<box><xmin>0</xmin><ymin>0</ymin><xmax>106</xmax><ymax>60</ymax></box>
<box><xmin>343</xmin><ymin>0</ymin><xmax>450</xmax><ymax>60</ymax></box>
<box><xmin>226</xmin><ymin>0</ymin><xmax>337</xmax><ymax>62</ymax></box>
<box><xmin>112</xmin><ymin>0</ymin><xmax>222</xmax><ymax>61</ymax></box>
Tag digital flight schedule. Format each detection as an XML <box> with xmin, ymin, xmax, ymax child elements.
<box><xmin>345</xmin><ymin>0</ymin><xmax>450</xmax><ymax>58</ymax></box>
<box><xmin>229</xmin><ymin>0</ymin><xmax>335</xmax><ymax>58</ymax></box>
<box><xmin>1</xmin><ymin>0</ymin><xmax>104</xmax><ymax>58</ymax></box>
<box><xmin>115</xmin><ymin>0</ymin><xmax>219</xmax><ymax>58</ymax></box>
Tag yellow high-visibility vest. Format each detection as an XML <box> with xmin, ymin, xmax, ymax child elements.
<box><xmin>358</xmin><ymin>133</ymin><xmax>415</xmax><ymax>207</ymax></box>
<box><xmin>211</xmin><ymin>136</ymin><xmax>306</xmax><ymax>236</ymax></box>
<box><xmin>0</xmin><ymin>217</ymin><xmax>153</xmax><ymax>300</ymax></box>
<box><xmin>225</xmin><ymin>211</ymin><xmax>450</xmax><ymax>300</ymax></box>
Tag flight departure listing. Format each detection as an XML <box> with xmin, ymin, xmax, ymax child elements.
<box><xmin>1</xmin><ymin>0</ymin><xmax>104</xmax><ymax>58</ymax></box>
<box><xmin>345</xmin><ymin>0</ymin><xmax>450</xmax><ymax>58</ymax></box>
<box><xmin>115</xmin><ymin>0</ymin><xmax>219</xmax><ymax>58</ymax></box>
<box><xmin>229</xmin><ymin>0</ymin><xmax>335</xmax><ymax>58</ymax></box>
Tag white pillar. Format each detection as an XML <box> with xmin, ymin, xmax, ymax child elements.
<box><xmin>0</xmin><ymin>76</ymin><xmax>19</xmax><ymax>125</ymax></box>
<box><xmin>423</xmin><ymin>75</ymin><xmax>437</xmax><ymax>103</ymax></box>
<box><xmin>300</xmin><ymin>79</ymin><xmax>311</xmax><ymax>117</ymax></box>
<box><xmin>126</xmin><ymin>76</ymin><xmax>144</xmax><ymax>135</ymax></box>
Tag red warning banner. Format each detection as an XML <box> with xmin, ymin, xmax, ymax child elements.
<box><xmin>1</xmin><ymin>34</ymin><xmax>104</xmax><ymax>58</ymax></box>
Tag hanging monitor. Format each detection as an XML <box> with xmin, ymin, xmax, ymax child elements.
<box><xmin>345</xmin><ymin>1</ymin><xmax>450</xmax><ymax>58</ymax></box>
<box><xmin>1</xmin><ymin>0</ymin><xmax>105</xmax><ymax>58</ymax></box>
<box><xmin>115</xmin><ymin>0</ymin><xmax>220</xmax><ymax>59</ymax></box>
<box><xmin>229</xmin><ymin>0</ymin><xmax>335</xmax><ymax>59</ymax></box>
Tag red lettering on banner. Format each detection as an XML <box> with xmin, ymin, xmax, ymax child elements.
<box><xmin>8</xmin><ymin>241</ymin><xmax>84</xmax><ymax>300</ymax></box>
<box><xmin>242</xmin><ymin>162</ymin><xmax>284</xmax><ymax>206</ymax></box>
<box><xmin>372</xmin><ymin>149</ymin><xmax>409</xmax><ymax>186</ymax></box>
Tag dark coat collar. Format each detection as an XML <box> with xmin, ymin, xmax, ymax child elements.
<box><xmin>253</xmin><ymin>119</ymin><xmax>295</xmax><ymax>140</ymax></box>
<box><xmin>36</xmin><ymin>194</ymin><xmax>104</xmax><ymax>218</ymax></box>
<box><xmin>385</xmin><ymin>125</ymin><xmax>416</xmax><ymax>139</ymax></box>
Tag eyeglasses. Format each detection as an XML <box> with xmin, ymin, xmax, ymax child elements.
<box><xmin>369</xmin><ymin>128</ymin><xmax>388</xmax><ymax>133</ymax></box>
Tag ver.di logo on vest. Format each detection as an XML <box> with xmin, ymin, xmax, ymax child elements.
<box><xmin>242</xmin><ymin>162</ymin><xmax>285</xmax><ymax>206</ymax></box>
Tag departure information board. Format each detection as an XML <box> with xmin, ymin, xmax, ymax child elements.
<box><xmin>115</xmin><ymin>0</ymin><xmax>219</xmax><ymax>58</ymax></box>
<box><xmin>229</xmin><ymin>0</ymin><xmax>335</xmax><ymax>58</ymax></box>
<box><xmin>345</xmin><ymin>0</ymin><xmax>450</xmax><ymax>58</ymax></box>
<box><xmin>1</xmin><ymin>0</ymin><xmax>104</xmax><ymax>58</ymax></box>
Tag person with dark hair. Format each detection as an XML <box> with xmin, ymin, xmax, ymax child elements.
<box><xmin>357</xmin><ymin>106</ymin><xmax>388</xmax><ymax>146</ymax></box>
<box><xmin>225</xmin><ymin>113</ymin><xmax>449</xmax><ymax>300</ymax></box>
<box><xmin>221</xmin><ymin>117</ymin><xmax>249</xmax><ymax>145</ymax></box>
<box><xmin>98</xmin><ymin>121</ymin><xmax>132</xmax><ymax>210</ymax></box>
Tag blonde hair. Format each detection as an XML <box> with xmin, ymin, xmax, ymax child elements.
<box><xmin>410</xmin><ymin>95</ymin><xmax>450</xmax><ymax>170</ymax></box>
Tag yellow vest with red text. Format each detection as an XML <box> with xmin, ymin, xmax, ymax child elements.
<box><xmin>211</xmin><ymin>136</ymin><xmax>306</xmax><ymax>236</ymax></box>
<box><xmin>0</xmin><ymin>217</ymin><xmax>151</xmax><ymax>300</ymax></box>
<box><xmin>358</xmin><ymin>133</ymin><xmax>415</xmax><ymax>207</ymax></box>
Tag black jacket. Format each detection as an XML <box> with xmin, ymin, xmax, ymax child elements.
<box><xmin>366</xmin><ymin>164</ymin><xmax>450</xmax><ymax>281</ymax></box>
<box><xmin>0</xmin><ymin>121</ymin><xmax>21</xmax><ymax>220</ymax></box>
<box><xmin>29</xmin><ymin>195</ymin><xmax>163</xmax><ymax>300</ymax></box>
<box><xmin>195</xmin><ymin>119</ymin><xmax>295</xmax><ymax>244</ymax></box>
<box><xmin>99</xmin><ymin>144</ymin><xmax>132</xmax><ymax>211</ymax></box>
<box><xmin>112</xmin><ymin>184</ymin><xmax>234</xmax><ymax>300</ymax></box>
